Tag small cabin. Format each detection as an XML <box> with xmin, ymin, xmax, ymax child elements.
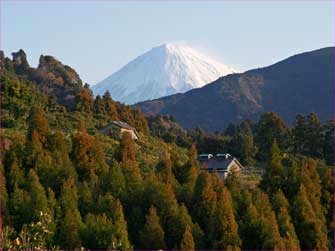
<box><xmin>100</xmin><ymin>121</ymin><xmax>140</xmax><ymax>140</ymax></box>
<box><xmin>198</xmin><ymin>153</ymin><xmax>243</xmax><ymax>179</ymax></box>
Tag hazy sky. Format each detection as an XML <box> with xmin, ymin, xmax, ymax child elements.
<box><xmin>2</xmin><ymin>1</ymin><xmax>334</xmax><ymax>85</ymax></box>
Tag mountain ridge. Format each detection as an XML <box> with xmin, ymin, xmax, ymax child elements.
<box><xmin>135</xmin><ymin>46</ymin><xmax>334</xmax><ymax>131</ymax></box>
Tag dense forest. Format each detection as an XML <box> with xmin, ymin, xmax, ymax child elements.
<box><xmin>0</xmin><ymin>50</ymin><xmax>333</xmax><ymax>250</ymax></box>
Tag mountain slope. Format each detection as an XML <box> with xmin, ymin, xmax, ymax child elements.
<box><xmin>136</xmin><ymin>47</ymin><xmax>334</xmax><ymax>131</ymax></box>
<box><xmin>92</xmin><ymin>43</ymin><xmax>235</xmax><ymax>104</ymax></box>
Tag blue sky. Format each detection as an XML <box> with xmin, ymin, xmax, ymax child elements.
<box><xmin>2</xmin><ymin>1</ymin><xmax>334</xmax><ymax>85</ymax></box>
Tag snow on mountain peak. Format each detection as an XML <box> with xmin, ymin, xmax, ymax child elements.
<box><xmin>92</xmin><ymin>43</ymin><xmax>236</xmax><ymax>104</ymax></box>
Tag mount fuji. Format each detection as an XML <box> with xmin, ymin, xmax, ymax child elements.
<box><xmin>92</xmin><ymin>43</ymin><xmax>236</xmax><ymax>104</ymax></box>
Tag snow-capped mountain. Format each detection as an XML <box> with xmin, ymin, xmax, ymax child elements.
<box><xmin>92</xmin><ymin>43</ymin><xmax>236</xmax><ymax>104</ymax></box>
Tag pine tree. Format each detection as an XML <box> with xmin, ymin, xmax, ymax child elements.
<box><xmin>177</xmin><ymin>144</ymin><xmax>199</xmax><ymax>185</ymax></box>
<box><xmin>7</xmin><ymin>154</ymin><xmax>24</xmax><ymax>192</ymax></box>
<box><xmin>212</xmin><ymin>186</ymin><xmax>241</xmax><ymax>250</ymax></box>
<box><xmin>255</xmin><ymin>112</ymin><xmax>288</xmax><ymax>160</ymax></box>
<box><xmin>111</xmin><ymin>199</ymin><xmax>132</xmax><ymax>249</ymax></box>
<box><xmin>9</xmin><ymin>184</ymin><xmax>29</xmax><ymax>231</ymax></box>
<box><xmin>284</xmin><ymin>160</ymin><xmax>300</xmax><ymax>200</ymax></box>
<box><xmin>239</xmin><ymin>192</ymin><xmax>261</xmax><ymax>249</ymax></box>
<box><xmin>180</xmin><ymin>225</ymin><xmax>195</xmax><ymax>250</ymax></box>
<box><xmin>305</xmin><ymin>113</ymin><xmax>323</xmax><ymax>157</ymax></box>
<box><xmin>43</xmin><ymin>129</ymin><xmax>76</xmax><ymax>195</ymax></box>
<box><xmin>156</xmin><ymin>147</ymin><xmax>174</xmax><ymax>186</ymax></box>
<box><xmin>292</xmin><ymin>185</ymin><xmax>328</xmax><ymax>250</ymax></box>
<box><xmin>27</xmin><ymin>107</ymin><xmax>50</xmax><ymax>144</ymax></box>
<box><xmin>120</xmin><ymin>132</ymin><xmax>142</xmax><ymax>186</ymax></box>
<box><xmin>320</xmin><ymin>168</ymin><xmax>333</xmax><ymax>233</ymax></box>
<box><xmin>192</xmin><ymin>172</ymin><xmax>217</xmax><ymax>237</ymax></box>
<box><xmin>253</xmin><ymin>190</ymin><xmax>283</xmax><ymax>250</ymax></box>
<box><xmin>71</xmin><ymin>130</ymin><xmax>108</xmax><ymax>181</ymax></box>
<box><xmin>93</xmin><ymin>94</ymin><xmax>106</xmax><ymax>115</ymax></box>
<box><xmin>0</xmin><ymin>163</ymin><xmax>9</xmax><ymax>225</ymax></box>
<box><xmin>272</xmin><ymin>190</ymin><xmax>300</xmax><ymax>250</ymax></box>
<box><xmin>103</xmin><ymin>160</ymin><xmax>125</xmax><ymax>197</ymax></box>
<box><xmin>323</xmin><ymin>120</ymin><xmax>334</xmax><ymax>165</ymax></box>
<box><xmin>260</xmin><ymin>140</ymin><xmax>285</xmax><ymax>194</ymax></box>
<box><xmin>138</xmin><ymin>206</ymin><xmax>166</xmax><ymax>250</ymax></box>
<box><xmin>132</xmin><ymin>108</ymin><xmax>149</xmax><ymax>134</ymax></box>
<box><xmin>225</xmin><ymin>172</ymin><xmax>241</xmax><ymax>213</ymax></box>
<box><xmin>60</xmin><ymin>177</ymin><xmax>78</xmax><ymax>212</ymax></box>
<box><xmin>300</xmin><ymin>159</ymin><xmax>324</xmax><ymax>220</ymax></box>
<box><xmin>103</xmin><ymin>90</ymin><xmax>118</xmax><ymax>120</ymax></box>
<box><xmin>292</xmin><ymin>114</ymin><xmax>307</xmax><ymax>154</ymax></box>
<box><xmin>228</xmin><ymin>122</ymin><xmax>257</xmax><ymax>166</ymax></box>
<box><xmin>81</xmin><ymin>213</ymin><xmax>115</xmax><ymax>250</ymax></box>
<box><xmin>26</xmin><ymin>169</ymin><xmax>48</xmax><ymax>222</ymax></box>
<box><xmin>59</xmin><ymin>209</ymin><xmax>83</xmax><ymax>250</ymax></box>
<box><xmin>78</xmin><ymin>181</ymin><xmax>93</xmax><ymax>215</ymax></box>
<box><xmin>75</xmin><ymin>86</ymin><xmax>94</xmax><ymax>113</ymax></box>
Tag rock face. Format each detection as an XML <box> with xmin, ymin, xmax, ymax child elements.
<box><xmin>136</xmin><ymin>47</ymin><xmax>334</xmax><ymax>131</ymax></box>
<box><xmin>4</xmin><ymin>50</ymin><xmax>84</xmax><ymax>110</ymax></box>
<box><xmin>92</xmin><ymin>43</ymin><xmax>236</xmax><ymax>104</ymax></box>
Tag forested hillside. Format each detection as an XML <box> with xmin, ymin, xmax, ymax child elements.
<box><xmin>0</xmin><ymin>51</ymin><xmax>333</xmax><ymax>250</ymax></box>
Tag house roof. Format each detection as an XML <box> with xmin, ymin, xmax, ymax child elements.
<box><xmin>100</xmin><ymin>121</ymin><xmax>140</xmax><ymax>138</ymax></box>
<box><xmin>110</xmin><ymin>121</ymin><xmax>136</xmax><ymax>130</ymax></box>
<box><xmin>198</xmin><ymin>156</ymin><xmax>243</xmax><ymax>172</ymax></box>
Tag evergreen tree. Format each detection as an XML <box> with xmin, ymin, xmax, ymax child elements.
<box><xmin>93</xmin><ymin>94</ymin><xmax>106</xmax><ymax>115</ymax></box>
<box><xmin>272</xmin><ymin>190</ymin><xmax>300</xmax><ymax>250</ymax></box>
<box><xmin>284</xmin><ymin>160</ymin><xmax>300</xmax><ymax>200</ymax></box>
<box><xmin>75</xmin><ymin>86</ymin><xmax>94</xmax><ymax>113</ymax></box>
<box><xmin>59</xmin><ymin>177</ymin><xmax>78</xmax><ymax>212</ymax></box>
<box><xmin>212</xmin><ymin>186</ymin><xmax>241</xmax><ymax>250</ymax></box>
<box><xmin>27</xmin><ymin>107</ymin><xmax>50</xmax><ymax>143</ymax></box>
<box><xmin>71</xmin><ymin>130</ymin><xmax>108</xmax><ymax>181</ymax></box>
<box><xmin>9</xmin><ymin>184</ymin><xmax>29</xmax><ymax>231</ymax></box>
<box><xmin>26</xmin><ymin>169</ymin><xmax>48</xmax><ymax>222</ymax></box>
<box><xmin>255</xmin><ymin>112</ymin><xmax>288</xmax><ymax>160</ymax></box>
<box><xmin>225</xmin><ymin>172</ymin><xmax>241</xmax><ymax>213</ymax></box>
<box><xmin>292</xmin><ymin>185</ymin><xmax>328</xmax><ymax>250</ymax></box>
<box><xmin>46</xmin><ymin>188</ymin><xmax>60</xmax><ymax>242</ymax></box>
<box><xmin>43</xmin><ymin>129</ymin><xmax>76</xmax><ymax>195</ymax></box>
<box><xmin>138</xmin><ymin>206</ymin><xmax>166</xmax><ymax>250</ymax></box>
<box><xmin>111</xmin><ymin>199</ymin><xmax>132</xmax><ymax>249</ymax></box>
<box><xmin>228</xmin><ymin>121</ymin><xmax>257</xmax><ymax>166</ymax></box>
<box><xmin>156</xmin><ymin>147</ymin><xmax>174</xmax><ymax>186</ymax></box>
<box><xmin>292</xmin><ymin>114</ymin><xmax>307</xmax><ymax>154</ymax></box>
<box><xmin>176</xmin><ymin>144</ymin><xmax>199</xmax><ymax>186</ymax></box>
<box><xmin>253</xmin><ymin>191</ymin><xmax>283</xmax><ymax>250</ymax></box>
<box><xmin>321</xmin><ymin>168</ymin><xmax>333</xmax><ymax>231</ymax></box>
<box><xmin>132</xmin><ymin>108</ymin><xmax>149</xmax><ymax>134</ymax></box>
<box><xmin>78</xmin><ymin>181</ymin><xmax>93</xmax><ymax>215</ymax></box>
<box><xmin>7</xmin><ymin>153</ymin><xmax>24</xmax><ymax>193</ymax></box>
<box><xmin>224</xmin><ymin>122</ymin><xmax>238</xmax><ymax>136</ymax></box>
<box><xmin>260</xmin><ymin>140</ymin><xmax>285</xmax><ymax>194</ymax></box>
<box><xmin>103</xmin><ymin>160</ymin><xmax>125</xmax><ymax>198</ymax></box>
<box><xmin>305</xmin><ymin>113</ymin><xmax>323</xmax><ymax>157</ymax></box>
<box><xmin>322</xmin><ymin>120</ymin><xmax>334</xmax><ymax>165</ymax></box>
<box><xmin>120</xmin><ymin>132</ymin><xmax>142</xmax><ymax>187</ymax></box>
<box><xmin>300</xmin><ymin>159</ymin><xmax>324</xmax><ymax>220</ymax></box>
<box><xmin>103</xmin><ymin>90</ymin><xmax>118</xmax><ymax>120</ymax></box>
<box><xmin>180</xmin><ymin>225</ymin><xmax>195</xmax><ymax>250</ymax></box>
<box><xmin>0</xmin><ymin>163</ymin><xmax>9</xmax><ymax>225</ymax></box>
<box><xmin>240</xmin><ymin>190</ymin><xmax>283</xmax><ymax>250</ymax></box>
<box><xmin>192</xmin><ymin>172</ymin><xmax>217</xmax><ymax>237</ymax></box>
<box><xmin>59</xmin><ymin>209</ymin><xmax>83</xmax><ymax>250</ymax></box>
<box><xmin>81</xmin><ymin>213</ymin><xmax>115</xmax><ymax>250</ymax></box>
